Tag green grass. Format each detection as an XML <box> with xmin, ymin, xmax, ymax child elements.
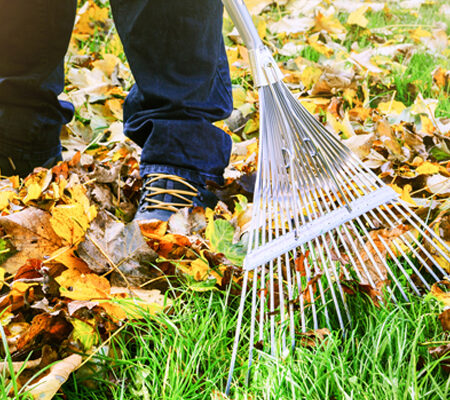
<box><xmin>392</xmin><ymin>52</ymin><xmax>436</xmax><ymax>106</ymax></box>
<box><xmin>300</xmin><ymin>46</ymin><xmax>321</xmax><ymax>63</ymax></box>
<box><xmin>2</xmin><ymin>284</ymin><xmax>448</xmax><ymax>399</ymax></box>
<box><xmin>23</xmin><ymin>284</ymin><xmax>444</xmax><ymax>400</ymax></box>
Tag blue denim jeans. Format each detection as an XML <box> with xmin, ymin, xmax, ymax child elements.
<box><xmin>0</xmin><ymin>0</ymin><xmax>233</xmax><ymax>185</ymax></box>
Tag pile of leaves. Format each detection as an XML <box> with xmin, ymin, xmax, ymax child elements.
<box><xmin>1</xmin><ymin>0</ymin><xmax>450</xmax><ymax>397</ymax></box>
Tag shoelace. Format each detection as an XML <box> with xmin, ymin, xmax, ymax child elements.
<box><xmin>143</xmin><ymin>173</ymin><xmax>198</xmax><ymax>212</ymax></box>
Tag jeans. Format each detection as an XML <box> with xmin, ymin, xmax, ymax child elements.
<box><xmin>0</xmin><ymin>0</ymin><xmax>233</xmax><ymax>185</ymax></box>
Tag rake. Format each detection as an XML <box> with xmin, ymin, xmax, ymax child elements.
<box><xmin>222</xmin><ymin>0</ymin><xmax>450</xmax><ymax>394</ymax></box>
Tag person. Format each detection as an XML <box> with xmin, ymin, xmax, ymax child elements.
<box><xmin>0</xmin><ymin>0</ymin><xmax>233</xmax><ymax>221</ymax></box>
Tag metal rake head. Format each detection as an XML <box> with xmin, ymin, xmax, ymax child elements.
<box><xmin>225</xmin><ymin>69</ymin><xmax>450</xmax><ymax>393</ymax></box>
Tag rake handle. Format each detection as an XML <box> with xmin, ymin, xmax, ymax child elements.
<box><xmin>222</xmin><ymin>0</ymin><xmax>264</xmax><ymax>51</ymax></box>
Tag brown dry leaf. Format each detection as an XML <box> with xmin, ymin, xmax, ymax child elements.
<box><xmin>341</xmin><ymin>280</ymin><xmax>383</xmax><ymax>307</ymax></box>
<box><xmin>350</xmin><ymin>225</ymin><xmax>411</xmax><ymax>286</ymax></box>
<box><xmin>433</xmin><ymin>67</ymin><xmax>449</xmax><ymax>89</ymax></box>
<box><xmin>0</xmin><ymin>207</ymin><xmax>63</xmax><ymax>274</ymax></box>
<box><xmin>295</xmin><ymin>251</ymin><xmax>310</xmax><ymax>277</ymax></box>
<box><xmin>376</xmin><ymin>119</ymin><xmax>403</xmax><ymax>158</ymax></box>
<box><xmin>25</xmin><ymin>354</ymin><xmax>83</xmax><ymax>400</ymax></box>
<box><xmin>428</xmin><ymin>344</ymin><xmax>450</xmax><ymax>374</ymax></box>
<box><xmin>0</xmin><ymin>358</ymin><xmax>42</xmax><ymax>376</ymax></box>
<box><xmin>16</xmin><ymin>313</ymin><xmax>72</xmax><ymax>353</ymax></box>
<box><xmin>439</xmin><ymin>308</ymin><xmax>450</xmax><ymax>331</ymax></box>
<box><xmin>298</xmin><ymin>328</ymin><xmax>330</xmax><ymax>347</ymax></box>
<box><xmin>77</xmin><ymin>212</ymin><xmax>158</xmax><ymax>286</ymax></box>
<box><xmin>342</xmin><ymin>133</ymin><xmax>374</xmax><ymax>159</ymax></box>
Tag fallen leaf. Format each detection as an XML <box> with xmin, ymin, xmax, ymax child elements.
<box><xmin>430</xmin><ymin>281</ymin><xmax>450</xmax><ymax>307</ymax></box>
<box><xmin>0</xmin><ymin>208</ymin><xmax>62</xmax><ymax>274</ymax></box>
<box><xmin>377</xmin><ymin>100</ymin><xmax>406</xmax><ymax>115</ymax></box>
<box><xmin>416</xmin><ymin>162</ymin><xmax>440</xmax><ymax>175</ymax></box>
<box><xmin>55</xmin><ymin>268</ymin><xmax>111</xmax><ymax>301</ymax></box>
<box><xmin>298</xmin><ymin>328</ymin><xmax>330</xmax><ymax>347</ymax></box>
<box><xmin>427</xmin><ymin>175</ymin><xmax>450</xmax><ymax>196</ymax></box>
<box><xmin>16</xmin><ymin>313</ymin><xmax>72</xmax><ymax>353</ymax></box>
<box><xmin>347</xmin><ymin>6</ymin><xmax>369</xmax><ymax>28</ymax></box>
<box><xmin>78</xmin><ymin>211</ymin><xmax>158</xmax><ymax>286</ymax></box>
<box><xmin>205</xmin><ymin>218</ymin><xmax>246</xmax><ymax>266</ymax></box>
<box><xmin>25</xmin><ymin>354</ymin><xmax>82</xmax><ymax>400</ymax></box>
<box><xmin>439</xmin><ymin>308</ymin><xmax>450</xmax><ymax>331</ymax></box>
<box><xmin>71</xmin><ymin>319</ymin><xmax>100</xmax><ymax>351</ymax></box>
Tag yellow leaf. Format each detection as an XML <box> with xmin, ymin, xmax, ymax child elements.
<box><xmin>410</xmin><ymin>27</ymin><xmax>432</xmax><ymax>43</ymax></box>
<box><xmin>390</xmin><ymin>184</ymin><xmax>417</xmax><ymax>207</ymax></box>
<box><xmin>107</xmin><ymin>287</ymin><xmax>170</xmax><ymax>320</ymax></box>
<box><xmin>309</xmin><ymin>41</ymin><xmax>334</xmax><ymax>58</ymax></box>
<box><xmin>313</xmin><ymin>12</ymin><xmax>346</xmax><ymax>36</ymax></box>
<box><xmin>92</xmin><ymin>54</ymin><xmax>119</xmax><ymax>78</ymax></box>
<box><xmin>347</xmin><ymin>6</ymin><xmax>369</xmax><ymax>28</ymax></box>
<box><xmin>377</xmin><ymin>100</ymin><xmax>406</xmax><ymax>115</ymax></box>
<box><xmin>326</xmin><ymin>111</ymin><xmax>355</xmax><ymax>139</ymax></box>
<box><xmin>226</xmin><ymin>47</ymin><xmax>239</xmax><ymax>65</ymax></box>
<box><xmin>299</xmin><ymin>98</ymin><xmax>330</xmax><ymax>115</ymax></box>
<box><xmin>191</xmin><ymin>258</ymin><xmax>210</xmax><ymax>281</ymax></box>
<box><xmin>301</xmin><ymin>66</ymin><xmax>323</xmax><ymax>89</ymax></box>
<box><xmin>0</xmin><ymin>268</ymin><xmax>5</xmax><ymax>291</ymax></box>
<box><xmin>50</xmin><ymin>203</ymin><xmax>91</xmax><ymax>246</ymax></box>
<box><xmin>0</xmin><ymin>190</ymin><xmax>15</xmax><ymax>211</ymax></box>
<box><xmin>106</xmin><ymin>98</ymin><xmax>123</xmax><ymax>120</ymax></box>
<box><xmin>22</xmin><ymin>183</ymin><xmax>42</xmax><ymax>204</ymax></box>
<box><xmin>254</xmin><ymin>16</ymin><xmax>267</xmax><ymax>39</ymax></box>
<box><xmin>232</xmin><ymin>87</ymin><xmax>247</xmax><ymax>109</ymax></box>
<box><xmin>430</xmin><ymin>281</ymin><xmax>450</xmax><ymax>307</ymax></box>
<box><xmin>74</xmin><ymin>0</ymin><xmax>109</xmax><ymax>35</ymax></box>
<box><xmin>55</xmin><ymin>268</ymin><xmax>111</xmax><ymax>301</ymax></box>
<box><xmin>420</xmin><ymin>115</ymin><xmax>435</xmax><ymax>134</ymax></box>
<box><xmin>71</xmin><ymin>319</ymin><xmax>99</xmax><ymax>351</ymax></box>
<box><xmin>416</xmin><ymin>162</ymin><xmax>440</xmax><ymax>175</ymax></box>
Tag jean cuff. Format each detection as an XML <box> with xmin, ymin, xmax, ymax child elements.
<box><xmin>139</xmin><ymin>164</ymin><xmax>224</xmax><ymax>186</ymax></box>
<box><xmin>0</xmin><ymin>138</ymin><xmax>62</xmax><ymax>163</ymax></box>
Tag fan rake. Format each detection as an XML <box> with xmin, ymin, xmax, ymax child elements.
<box><xmin>222</xmin><ymin>0</ymin><xmax>450</xmax><ymax>394</ymax></box>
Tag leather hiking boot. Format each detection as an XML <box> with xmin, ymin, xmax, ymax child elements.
<box><xmin>134</xmin><ymin>173</ymin><xmax>218</xmax><ymax>222</ymax></box>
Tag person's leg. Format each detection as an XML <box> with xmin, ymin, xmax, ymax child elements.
<box><xmin>0</xmin><ymin>0</ymin><xmax>76</xmax><ymax>177</ymax></box>
<box><xmin>109</xmin><ymin>0</ymin><xmax>233</xmax><ymax>188</ymax></box>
